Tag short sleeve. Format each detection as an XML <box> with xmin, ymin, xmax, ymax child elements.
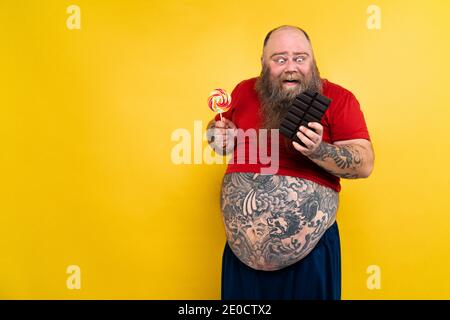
<box><xmin>213</xmin><ymin>81</ymin><xmax>243</xmax><ymax>122</ymax></box>
<box><xmin>328</xmin><ymin>92</ymin><xmax>371</xmax><ymax>142</ymax></box>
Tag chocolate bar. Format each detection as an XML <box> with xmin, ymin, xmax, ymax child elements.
<box><xmin>280</xmin><ymin>90</ymin><xmax>332</xmax><ymax>148</ymax></box>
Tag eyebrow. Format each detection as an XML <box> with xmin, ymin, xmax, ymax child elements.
<box><xmin>270</xmin><ymin>51</ymin><xmax>310</xmax><ymax>58</ymax></box>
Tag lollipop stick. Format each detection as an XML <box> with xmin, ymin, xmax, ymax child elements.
<box><xmin>219</xmin><ymin>113</ymin><xmax>223</xmax><ymax>121</ymax></box>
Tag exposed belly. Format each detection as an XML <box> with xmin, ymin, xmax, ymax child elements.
<box><xmin>221</xmin><ymin>172</ymin><xmax>339</xmax><ymax>271</ymax></box>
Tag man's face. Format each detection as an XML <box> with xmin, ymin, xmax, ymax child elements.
<box><xmin>256</xmin><ymin>27</ymin><xmax>321</xmax><ymax>130</ymax></box>
<box><xmin>262</xmin><ymin>28</ymin><xmax>314</xmax><ymax>94</ymax></box>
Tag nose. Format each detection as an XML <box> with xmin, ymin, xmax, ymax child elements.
<box><xmin>284</xmin><ymin>58</ymin><xmax>297</xmax><ymax>72</ymax></box>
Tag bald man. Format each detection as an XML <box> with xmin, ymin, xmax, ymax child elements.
<box><xmin>207</xmin><ymin>25</ymin><xmax>374</xmax><ymax>300</ymax></box>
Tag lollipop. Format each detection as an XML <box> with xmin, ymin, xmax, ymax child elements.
<box><xmin>208</xmin><ymin>88</ymin><xmax>231</xmax><ymax>121</ymax></box>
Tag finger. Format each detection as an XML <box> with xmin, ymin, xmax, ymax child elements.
<box><xmin>214</xmin><ymin>137</ymin><xmax>225</xmax><ymax>146</ymax></box>
<box><xmin>227</xmin><ymin>128</ymin><xmax>237</xmax><ymax>136</ymax></box>
<box><xmin>215</xmin><ymin>131</ymin><xmax>235</xmax><ymax>141</ymax></box>
<box><xmin>222</xmin><ymin>118</ymin><xmax>236</xmax><ymax>129</ymax></box>
<box><xmin>307</xmin><ymin>122</ymin><xmax>323</xmax><ymax>136</ymax></box>
<box><xmin>216</xmin><ymin>128</ymin><xmax>236</xmax><ymax>136</ymax></box>
<box><xmin>296</xmin><ymin>131</ymin><xmax>315</xmax><ymax>148</ymax></box>
<box><xmin>215</xmin><ymin>120</ymin><xmax>226</xmax><ymax>128</ymax></box>
<box><xmin>216</xmin><ymin>118</ymin><xmax>235</xmax><ymax>128</ymax></box>
<box><xmin>292</xmin><ymin>140</ymin><xmax>308</xmax><ymax>154</ymax></box>
<box><xmin>215</xmin><ymin>121</ymin><xmax>228</xmax><ymax>129</ymax></box>
<box><xmin>213</xmin><ymin>132</ymin><xmax>224</xmax><ymax>140</ymax></box>
<box><xmin>299</xmin><ymin>126</ymin><xmax>320</xmax><ymax>145</ymax></box>
<box><xmin>222</xmin><ymin>135</ymin><xmax>235</xmax><ymax>145</ymax></box>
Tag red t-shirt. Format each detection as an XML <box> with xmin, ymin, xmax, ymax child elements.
<box><xmin>214</xmin><ymin>77</ymin><xmax>371</xmax><ymax>192</ymax></box>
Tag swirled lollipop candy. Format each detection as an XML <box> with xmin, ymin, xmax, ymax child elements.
<box><xmin>208</xmin><ymin>88</ymin><xmax>231</xmax><ymax>121</ymax></box>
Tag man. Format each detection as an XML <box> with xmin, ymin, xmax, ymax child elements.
<box><xmin>207</xmin><ymin>25</ymin><xmax>374</xmax><ymax>300</ymax></box>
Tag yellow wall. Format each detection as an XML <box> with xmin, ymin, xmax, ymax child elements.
<box><xmin>1</xmin><ymin>0</ymin><xmax>449</xmax><ymax>299</ymax></box>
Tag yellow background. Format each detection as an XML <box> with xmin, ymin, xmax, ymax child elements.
<box><xmin>1</xmin><ymin>0</ymin><xmax>449</xmax><ymax>299</ymax></box>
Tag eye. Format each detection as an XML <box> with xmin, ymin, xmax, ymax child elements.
<box><xmin>276</xmin><ymin>57</ymin><xmax>286</xmax><ymax>64</ymax></box>
<box><xmin>295</xmin><ymin>56</ymin><xmax>306</xmax><ymax>63</ymax></box>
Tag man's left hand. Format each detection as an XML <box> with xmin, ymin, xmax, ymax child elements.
<box><xmin>292</xmin><ymin>122</ymin><xmax>323</xmax><ymax>157</ymax></box>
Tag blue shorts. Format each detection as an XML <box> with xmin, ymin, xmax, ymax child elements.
<box><xmin>221</xmin><ymin>222</ymin><xmax>341</xmax><ymax>300</ymax></box>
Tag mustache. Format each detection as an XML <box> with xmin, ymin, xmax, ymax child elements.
<box><xmin>279</xmin><ymin>73</ymin><xmax>303</xmax><ymax>81</ymax></box>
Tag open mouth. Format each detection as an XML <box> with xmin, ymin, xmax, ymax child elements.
<box><xmin>282</xmin><ymin>79</ymin><xmax>300</xmax><ymax>85</ymax></box>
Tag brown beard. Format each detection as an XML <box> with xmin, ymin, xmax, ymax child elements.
<box><xmin>255</xmin><ymin>61</ymin><xmax>323</xmax><ymax>130</ymax></box>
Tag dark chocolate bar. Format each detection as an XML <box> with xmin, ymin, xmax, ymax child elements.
<box><xmin>280</xmin><ymin>90</ymin><xmax>332</xmax><ymax>148</ymax></box>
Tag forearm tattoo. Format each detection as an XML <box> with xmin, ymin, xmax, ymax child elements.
<box><xmin>221</xmin><ymin>173</ymin><xmax>339</xmax><ymax>271</ymax></box>
<box><xmin>309</xmin><ymin>142</ymin><xmax>363</xmax><ymax>179</ymax></box>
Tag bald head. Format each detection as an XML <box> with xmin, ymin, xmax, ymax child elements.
<box><xmin>263</xmin><ymin>25</ymin><xmax>311</xmax><ymax>47</ymax></box>
<box><xmin>262</xmin><ymin>26</ymin><xmax>313</xmax><ymax>64</ymax></box>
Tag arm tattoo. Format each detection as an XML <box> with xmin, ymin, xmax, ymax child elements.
<box><xmin>220</xmin><ymin>172</ymin><xmax>339</xmax><ymax>271</ymax></box>
<box><xmin>309</xmin><ymin>142</ymin><xmax>362</xmax><ymax>179</ymax></box>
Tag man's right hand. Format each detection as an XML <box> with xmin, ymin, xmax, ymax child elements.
<box><xmin>207</xmin><ymin>117</ymin><xmax>237</xmax><ymax>154</ymax></box>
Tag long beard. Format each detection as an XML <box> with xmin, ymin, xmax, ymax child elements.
<box><xmin>255</xmin><ymin>61</ymin><xmax>322</xmax><ymax>130</ymax></box>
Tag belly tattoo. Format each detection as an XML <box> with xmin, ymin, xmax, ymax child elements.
<box><xmin>221</xmin><ymin>172</ymin><xmax>338</xmax><ymax>271</ymax></box>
